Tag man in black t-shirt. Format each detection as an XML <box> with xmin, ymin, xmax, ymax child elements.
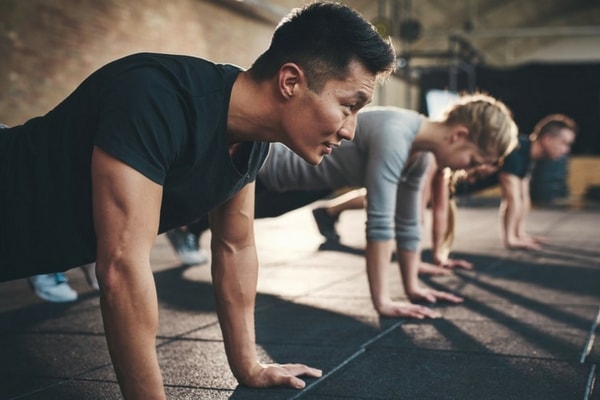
<box><xmin>0</xmin><ymin>2</ymin><xmax>396</xmax><ymax>398</ymax></box>
<box><xmin>498</xmin><ymin>114</ymin><xmax>577</xmax><ymax>250</ymax></box>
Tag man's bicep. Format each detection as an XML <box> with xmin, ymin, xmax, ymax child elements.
<box><xmin>209</xmin><ymin>182</ymin><xmax>256</xmax><ymax>246</ymax></box>
<box><xmin>91</xmin><ymin>146</ymin><xmax>163</xmax><ymax>262</ymax></box>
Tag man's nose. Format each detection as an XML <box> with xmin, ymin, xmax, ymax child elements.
<box><xmin>339</xmin><ymin>116</ymin><xmax>357</xmax><ymax>141</ymax></box>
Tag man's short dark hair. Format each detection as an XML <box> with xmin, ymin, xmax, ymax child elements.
<box><xmin>531</xmin><ymin>114</ymin><xmax>578</xmax><ymax>141</ymax></box>
<box><xmin>249</xmin><ymin>1</ymin><xmax>396</xmax><ymax>92</ymax></box>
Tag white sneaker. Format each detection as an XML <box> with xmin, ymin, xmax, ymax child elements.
<box><xmin>166</xmin><ymin>229</ymin><xmax>209</xmax><ymax>265</ymax></box>
<box><xmin>81</xmin><ymin>263</ymin><xmax>99</xmax><ymax>290</ymax></box>
<box><xmin>28</xmin><ymin>273</ymin><xmax>78</xmax><ymax>303</ymax></box>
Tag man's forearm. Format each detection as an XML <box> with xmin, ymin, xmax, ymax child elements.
<box><xmin>212</xmin><ymin>245</ymin><xmax>260</xmax><ymax>384</ymax></box>
<box><xmin>501</xmin><ymin>198</ymin><xmax>523</xmax><ymax>245</ymax></box>
<box><xmin>517</xmin><ymin>184</ymin><xmax>531</xmax><ymax>238</ymax></box>
<box><xmin>98</xmin><ymin>261</ymin><xmax>165</xmax><ymax>400</ymax></box>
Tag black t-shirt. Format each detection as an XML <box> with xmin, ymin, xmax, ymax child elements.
<box><xmin>0</xmin><ymin>53</ymin><xmax>269</xmax><ymax>279</ymax></box>
<box><xmin>500</xmin><ymin>135</ymin><xmax>533</xmax><ymax>178</ymax></box>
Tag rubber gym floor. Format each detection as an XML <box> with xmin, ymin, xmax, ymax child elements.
<box><xmin>1</xmin><ymin>199</ymin><xmax>599</xmax><ymax>400</ymax></box>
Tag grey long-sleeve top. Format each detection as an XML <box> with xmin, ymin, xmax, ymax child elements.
<box><xmin>258</xmin><ymin>106</ymin><xmax>430</xmax><ymax>251</ymax></box>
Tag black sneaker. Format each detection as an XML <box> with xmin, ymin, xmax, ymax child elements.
<box><xmin>166</xmin><ymin>229</ymin><xmax>208</xmax><ymax>265</ymax></box>
<box><xmin>312</xmin><ymin>208</ymin><xmax>340</xmax><ymax>242</ymax></box>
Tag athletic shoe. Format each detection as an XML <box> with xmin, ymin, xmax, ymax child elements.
<box><xmin>318</xmin><ymin>239</ymin><xmax>364</xmax><ymax>256</ymax></box>
<box><xmin>28</xmin><ymin>273</ymin><xmax>78</xmax><ymax>303</ymax></box>
<box><xmin>166</xmin><ymin>229</ymin><xmax>209</xmax><ymax>265</ymax></box>
<box><xmin>312</xmin><ymin>208</ymin><xmax>340</xmax><ymax>242</ymax></box>
<box><xmin>81</xmin><ymin>263</ymin><xmax>99</xmax><ymax>290</ymax></box>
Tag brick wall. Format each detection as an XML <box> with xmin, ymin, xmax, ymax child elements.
<box><xmin>0</xmin><ymin>0</ymin><xmax>275</xmax><ymax>125</ymax></box>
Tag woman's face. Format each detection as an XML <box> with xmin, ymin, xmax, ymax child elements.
<box><xmin>436</xmin><ymin>136</ymin><xmax>497</xmax><ymax>171</ymax></box>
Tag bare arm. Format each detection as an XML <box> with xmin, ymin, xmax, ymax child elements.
<box><xmin>92</xmin><ymin>146</ymin><xmax>165</xmax><ymax>400</ymax></box>
<box><xmin>210</xmin><ymin>182</ymin><xmax>321</xmax><ymax>388</ymax></box>
<box><xmin>396</xmin><ymin>246</ymin><xmax>463</xmax><ymax>306</ymax></box>
<box><xmin>517</xmin><ymin>176</ymin><xmax>532</xmax><ymax>238</ymax></box>
<box><xmin>365</xmin><ymin>240</ymin><xmax>441</xmax><ymax>319</ymax></box>
<box><xmin>499</xmin><ymin>173</ymin><xmax>540</xmax><ymax>250</ymax></box>
<box><xmin>429</xmin><ymin>170</ymin><xmax>473</xmax><ymax>270</ymax></box>
<box><xmin>429</xmin><ymin>169</ymin><xmax>449</xmax><ymax>264</ymax></box>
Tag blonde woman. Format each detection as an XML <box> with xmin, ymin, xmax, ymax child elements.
<box><xmin>175</xmin><ymin>93</ymin><xmax>519</xmax><ymax>319</ymax></box>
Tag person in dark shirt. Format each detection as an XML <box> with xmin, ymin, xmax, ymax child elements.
<box><xmin>0</xmin><ymin>2</ymin><xmax>396</xmax><ymax>398</ymax></box>
<box><xmin>499</xmin><ymin>114</ymin><xmax>577</xmax><ymax>250</ymax></box>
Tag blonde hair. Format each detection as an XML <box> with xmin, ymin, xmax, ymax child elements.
<box><xmin>441</xmin><ymin>93</ymin><xmax>519</xmax><ymax>160</ymax></box>
<box><xmin>437</xmin><ymin>168</ymin><xmax>459</xmax><ymax>257</ymax></box>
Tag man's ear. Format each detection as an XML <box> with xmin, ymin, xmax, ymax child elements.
<box><xmin>278</xmin><ymin>63</ymin><xmax>303</xmax><ymax>99</ymax></box>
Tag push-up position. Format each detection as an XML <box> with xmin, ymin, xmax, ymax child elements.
<box><xmin>0</xmin><ymin>2</ymin><xmax>396</xmax><ymax>398</ymax></box>
<box><xmin>172</xmin><ymin>93</ymin><xmax>519</xmax><ymax>319</ymax></box>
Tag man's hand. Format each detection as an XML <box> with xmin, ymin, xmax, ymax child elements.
<box><xmin>506</xmin><ymin>236</ymin><xmax>542</xmax><ymax>251</ymax></box>
<box><xmin>243</xmin><ymin>362</ymin><xmax>323</xmax><ymax>389</ymax></box>
<box><xmin>376</xmin><ymin>300</ymin><xmax>441</xmax><ymax>319</ymax></box>
<box><xmin>407</xmin><ymin>286</ymin><xmax>463</xmax><ymax>304</ymax></box>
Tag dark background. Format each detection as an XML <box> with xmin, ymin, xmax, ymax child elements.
<box><xmin>419</xmin><ymin>62</ymin><xmax>600</xmax><ymax>156</ymax></box>
<box><xmin>418</xmin><ymin>62</ymin><xmax>600</xmax><ymax>202</ymax></box>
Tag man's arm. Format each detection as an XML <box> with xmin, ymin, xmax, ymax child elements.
<box><xmin>91</xmin><ymin>146</ymin><xmax>166</xmax><ymax>400</ymax></box>
<box><xmin>498</xmin><ymin>172</ymin><xmax>540</xmax><ymax>250</ymax></box>
<box><xmin>209</xmin><ymin>182</ymin><xmax>321</xmax><ymax>388</ymax></box>
<box><xmin>518</xmin><ymin>176</ymin><xmax>532</xmax><ymax>238</ymax></box>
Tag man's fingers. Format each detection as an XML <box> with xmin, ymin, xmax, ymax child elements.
<box><xmin>508</xmin><ymin>241</ymin><xmax>541</xmax><ymax>251</ymax></box>
<box><xmin>260</xmin><ymin>363</ymin><xmax>322</xmax><ymax>389</ymax></box>
<box><xmin>280</xmin><ymin>364</ymin><xmax>322</xmax><ymax>379</ymax></box>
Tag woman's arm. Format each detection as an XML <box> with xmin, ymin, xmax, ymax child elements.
<box><xmin>366</xmin><ymin>240</ymin><xmax>441</xmax><ymax>319</ymax></box>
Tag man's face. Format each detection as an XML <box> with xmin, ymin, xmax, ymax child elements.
<box><xmin>541</xmin><ymin>128</ymin><xmax>576</xmax><ymax>160</ymax></box>
<box><xmin>282</xmin><ymin>60</ymin><xmax>376</xmax><ymax>165</ymax></box>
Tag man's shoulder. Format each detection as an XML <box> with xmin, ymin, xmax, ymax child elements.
<box><xmin>500</xmin><ymin>135</ymin><xmax>531</xmax><ymax>177</ymax></box>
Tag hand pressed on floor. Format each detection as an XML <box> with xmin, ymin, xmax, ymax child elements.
<box><xmin>377</xmin><ymin>300</ymin><xmax>441</xmax><ymax>319</ymax></box>
<box><xmin>244</xmin><ymin>362</ymin><xmax>323</xmax><ymax>389</ymax></box>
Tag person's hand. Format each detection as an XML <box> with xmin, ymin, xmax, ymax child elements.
<box><xmin>530</xmin><ymin>235</ymin><xmax>548</xmax><ymax>245</ymax></box>
<box><xmin>506</xmin><ymin>236</ymin><xmax>541</xmax><ymax>251</ymax></box>
<box><xmin>439</xmin><ymin>258</ymin><xmax>474</xmax><ymax>270</ymax></box>
<box><xmin>418</xmin><ymin>261</ymin><xmax>452</xmax><ymax>276</ymax></box>
<box><xmin>377</xmin><ymin>300</ymin><xmax>441</xmax><ymax>319</ymax></box>
<box><xmin>242</xmin><ymin>362</ymin><xmax>322</xmax><ymax>389</ymax></box>
<box><xmin>407</xmin><ymin>286</ymin><xmax>463</xmax><ymax>304</ymax></box>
